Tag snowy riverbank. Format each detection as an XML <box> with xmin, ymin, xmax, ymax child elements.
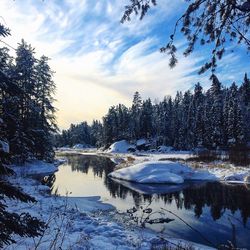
<box><xmin>4</xmin><ymin>159</ymin><xmax>217</xmax><ymax>250</ymax></box>
<box><xmin>58</xmin><ymin>146</ymin><xmax>250</xmax><ymax>184</ymax></box>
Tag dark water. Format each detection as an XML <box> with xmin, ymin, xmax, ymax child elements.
<box><xmin>49</xmin><ymin>154</ymin><xmax>250</xmax><ymax>248</ymax></box>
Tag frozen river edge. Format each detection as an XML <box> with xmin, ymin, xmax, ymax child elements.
<box><xmin>7</xmin><ymin>149</ymin><xmax>249</xmax><ymax>250</ymax></box>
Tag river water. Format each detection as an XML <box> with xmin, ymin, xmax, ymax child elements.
<box><xmin>48</xmin><ymin>154</ymin><xmax>250</xmax><ymax>248</ymax></box>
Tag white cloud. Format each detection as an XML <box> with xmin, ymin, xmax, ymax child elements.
<box><xmin>0</xmin><ymin>0</ymin><xmax>246</xmax><ymax>129</ymax></box>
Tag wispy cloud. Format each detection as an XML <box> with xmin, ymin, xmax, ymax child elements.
<box><xmin>0</xmin><ymin>0</ymin><xmax>248</xmax><ymax>129</ymax></box>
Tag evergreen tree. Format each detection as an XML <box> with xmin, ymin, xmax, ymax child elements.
<box><xmin>33</xmin><ymin>56</ymin><xmax>57</xmax><ymax>161</ymax></box>
<box><xmin>140</xmin><ymin>98</ymin><xmax>153</xmax><ymax>138</ymax></box>
<box><xmin>12</xmin><ymin>40</ymin><xmax>37</xmax><ymax>162</ymax></box>
<box><xmin>188</xmin><ymin>83</ymin><xmax>205</xmax><ymax>148</ymax></box>
<box><xmin>226</xmin><ymin>83</ymin><xmax>245</xmax><ymax>146</ymax></box>
<box><xmin>172</xmin><ymin>91</ymin><xmax>183</xmax><ymax>149</ymax></box>
<box><xmin>0</xmin><ymin>25</ymin><xmax>45</xmax><ymax>248</ymax></box>
<box><xmin>207</xmin><ymin>74</ymin><xmax>224</xmax><ymax>148</ymax></box>
<box><xmin>130</xmin><ymin>91</ymin><xmax>142</xmax><ymax>139</ymax></box>
<box><xmin>55</xmin><ymin>75</ymin><xmax>250</xmax><ymax>155</ymax></box>
<box><xmin>179</xmin><ymin>90</ymin><xmax>192</xmax><ymax>149</ymax></box>
<box><xmin>239</xmin><ymin>73</ymin><xmax>250</xmax><ymax>143</ymax></box>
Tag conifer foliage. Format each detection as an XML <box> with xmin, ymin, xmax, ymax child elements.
<box><xmin>0</xmin><ymin>40</ymin><xmax>57</xmax><ymax>163</ymax></box>
<box><xmin>57</xmin><ymin>74</ymin><xmax>250</xmax><ymax>152</ymax></box>
<box><xmin>0</xmin><ymin>25</ymin><xmax>56</xmax><ymax>247</ymax></box>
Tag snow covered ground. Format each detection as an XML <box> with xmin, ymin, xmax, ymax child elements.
<box><xmin>57</xmin><ymin>145</ymin><xmax>250</xmax><ymax>184</ymax></box>
<box><xmin>6</xmin><ymin>143</ymin><xmax>249</xmax><ymax>249</ymax></box>
<box><xmin>5</xmin><ymin>160</ymin><xmax>215</xmax><ymax>250</ymax></box>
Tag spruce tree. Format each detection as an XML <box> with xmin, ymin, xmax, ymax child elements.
<box><xmin>34</xmin><ymin>56</ymin><xmax>57</xmax><ymax>161</ymax></box>
<box><xmin>131</xmin><ymin>91</ymin><xmax>142</xmax><ymax>139</ymax></box>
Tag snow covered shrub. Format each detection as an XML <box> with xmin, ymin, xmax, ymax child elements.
<box><xmin>0</xmin><ymin>156</ymin><xmax>45</xmax><ymax>247</ymax></box>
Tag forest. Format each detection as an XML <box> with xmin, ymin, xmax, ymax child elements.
<box><xmin>56</xmin><ymin>74</ymin><xmax>250</xmax><ymax>151</ymax></box>
<box><xmin>1</xmin><ymin>0</ymin><xmax>250</xmax><ymax>248</ymax></box>
<box><xmin>0</xmin><ymin>39</ymin><xmax>57</xmax><ymax>163</ymax></box>
<box><xmin>0</xmin><ymin>26</ymin><xmax>57</xmax><ymax>246</ymax></box>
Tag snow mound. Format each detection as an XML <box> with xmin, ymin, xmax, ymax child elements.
<box><xmin>0</xmin><ymin>140</ymin><xmax>9</xmax><ymax>153</ymax></box>
<box><xmin>72</xmin><ymin>143</ymin><xmax>89</xmax><ymax>149</ymax></box>
<box><xmin>107</xmin><ymin>140</ymin><xmax>135</xmax><ymax>153</ymax></box>
<box><xmin>73</xmin><ymin>144</ymin><xmax>85</xmax><ymax>149</ymax></box>
<box><xmin>136</xmin><ymin>138</ymin><xmax>147</xmax><ymax>146</ymax></box>
<box><xmin>12</xmin><ymin>160</ymin><xmax>58</xmax><ymax>176</ymax></box>
<box><xmin>109</xmin><ymin>161</ymin><xmax>217</xmax><ymax>184</ymax></box>
<box><xmin>157</xmin><ymin>145</ymin><xmax>173</xmax><ymax>153</ymax></box>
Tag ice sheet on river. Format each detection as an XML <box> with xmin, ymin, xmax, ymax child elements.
<box><xmin>109</xmin><ymin>161</ymin><xmax>217</xmax><ymax>184</ymax></box>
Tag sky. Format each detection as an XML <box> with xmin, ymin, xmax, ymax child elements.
<box><xmin>1</xmin><ymin>0</ymin><xmax>249</xmax><ymax>129</ymax></box>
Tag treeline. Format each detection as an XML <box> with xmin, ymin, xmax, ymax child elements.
<box><xmin>0</xmin><ymin>39</ymin><xmax>57</xmax><ymax>163</ymax></box>
<box><xmin>56</xmin><ymin>74</ymin><xmax>250</xmax><ymax>151</ymax></box>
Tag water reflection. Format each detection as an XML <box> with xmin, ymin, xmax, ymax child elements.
<box><xmin>49</xmin><ymin>155</ymin><xmax>250</xmax><ymax>224</ymax></box>
<box><xmin>48</xmin><ymin>154</ymin><xmax>250</xmax><ymax>247</ymax></box>
<box><xmin>67</xmin><ymin>154</ymin><xmax>115</xmax><ymax>177</ymax></box>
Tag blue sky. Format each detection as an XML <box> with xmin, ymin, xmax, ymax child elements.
<box><xmin>1</xmin><ymin>0</ymin><xmax>249</xmax><ymax>129</ymax></box>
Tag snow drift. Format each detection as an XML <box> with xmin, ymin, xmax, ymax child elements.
<box><xmin>109</xmin><ymin>161</ymin><xmax>217</xmax><ymax>184</ymax></box>
<box><xmin>107</xmin><ymin>140</ymin><xmax>136</xmax><ymax>153</ymax></box>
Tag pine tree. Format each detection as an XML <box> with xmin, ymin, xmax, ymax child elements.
<box><xmin>239</xmin><ymin>73</ymin><xmax>250</xmax><ymax>143</ymax></box>
<box><xmin>207</xmin><ymin>74</ymin><xmax>224</xmax><ymax>148</ymax></box>
<box><xmin>102</xmin><ymin>106</ymin><xmax>119</xmax><ymax>146</ymax></box>
<box><xmin>34</xmin><ymin>56</ymin><xmax>57</xmax><ymax>161</ymax></box>
<box><xmin>140</xmin><ymin>98</ymin><xmax>153</xmax><ymax>138</ymax></box>
<box><xmin>172</xmin><ymin>91</ymin><xmax>183</xmax><ymax>149</ymax></box>
<box><xmin>131</xmin><ymin>91</ymin><xmax>142</xmax><ymax>139</ymax></box>
<box><xmin>226</xmin><ymin>83</ymin><xmax>245</xmax><ymax>146</ymax></box>
<box><xmin>179</xmin><ymin>90</ymin><xmax>192</xmax><ymax>149</ymax></box>
<box><xmin>188</xmin><ymin>83</ymin><xmax>205</xmax><ymax>148</ymax></box>
<box><xmin>12</xmin><ymin>40</ymin><xmax>37</xmax><ymax>162</ymax></box>
<box><xmin>0</xmin><ymin>25</ymin><xmax>45</xmax><ymax>248</ymax></box>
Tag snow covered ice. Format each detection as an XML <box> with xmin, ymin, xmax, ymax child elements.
<box><xmin>109</xmin><ymin>160</ymin><xmax>218</xmax><ymax>184</ymax></box>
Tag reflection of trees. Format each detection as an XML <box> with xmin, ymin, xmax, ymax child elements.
<box><xmin>67</xmin><ymin>154</ymin><xmax>116</xmax><ymax>178</ymax></box>
<box><xmin>182</xmin><ymin>183</ymin><xmax>250</xmax><ymax>224</ymax></box>
<box><xmin>49</xmin><ymin>155</ymin><xmax>250</xmax><ymax>225</ymax></box>
<box><xmin>106</xmin><ymin>179</ymin><xmax>250</xmax><ymax>224</ymax></box>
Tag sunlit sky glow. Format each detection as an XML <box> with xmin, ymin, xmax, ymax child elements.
<box><xmin>1</xmin><ymin>0</ymin><xmax>249</xmax><ymax>129</ymax></box>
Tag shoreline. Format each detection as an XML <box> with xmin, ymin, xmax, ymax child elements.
<box><xmin>6</xmin><ymin>152</ymin><xmax>240</xmax><ymax>249</ymax></box>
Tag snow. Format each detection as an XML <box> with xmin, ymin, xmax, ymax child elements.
<box><xmin>12</xmin><ymin>160</ymin><xmax>58</xmax><ymax>176</ymax></box>
<box><xmin>0</xmin><ymin>140</ymin><xmax>9</xmax><ymax>153</ymax></box>
<box><xmin>208</xmin><ymin>165</ymin><xmax>250</xmax><ymax>184</ymax></box>
<box><xmin>136</xmin><ymin>138</ymin><xmax>147</xmax><ymax>146</ymax></box>
<box><xmin>107</xmin><ymin>140</ymin><xmax>136</xmax><ymax>153</ymax></box>
<box><xmin>109</xmin><ymin>161</ymin><xmax>218</xmax><ymax>184</ymax></box>
<box><xmin>4</xmin><ymin>160</ymin><xmax>214</xmax><ymax>250</ymax></box>
<box><xmin>67</xmin><ymin>196</ymin><xmax>114</xmax><ymax>212</ymax></box>
<box><xmin>73</xmin><ymin>143</ymin><xmax>90</xmax><ymax>149</ymax></box>
<box><xmin>157</xmin><ymin>145</ymin><xmax>173</xmax><ymax>153</ymax></box>
<box><xmin>6</xmin><ymin>149</ymin><xmax>249</xmax><ymax>249</ymax></box>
